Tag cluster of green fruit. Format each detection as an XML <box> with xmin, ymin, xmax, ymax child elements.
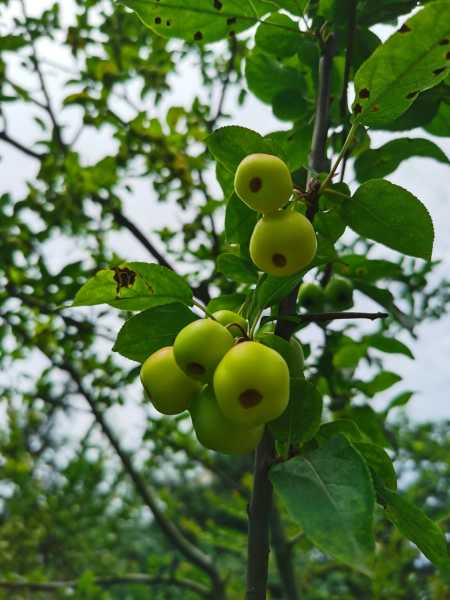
<box><xmin>234</xmin><ymin>153</ymin><xmax>317</xmax><ymax>277</ymax></box>
<box><xmin>140</xmin><ymin>311</ymin><xmax>290</xmax><ymax>455</ymax></box>
<box><xmin>298</xmin><ymin>276</ymin><xmax>354</xmax><ymax>312</ymax></box>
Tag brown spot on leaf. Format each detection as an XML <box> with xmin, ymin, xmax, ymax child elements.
<box><xmin>353</xmin><ymin>103</ymin><xmax>362</xmax><ymax>114</ymax></box>
<box><xmin>113</xmin><ymin>267</ymin><xmax>137</xmax><ymax>294</ymax></box>
<box><xmin>398</xmin><ymin>23</ymin><xmax>411</xmax><ymax>33</ymax></box>
<box><xmin>359</xmin><ymin>88</ymin><xmax>370</xmax><ymax>99</ymax></box>
<box><xmin>272</xmin><ymin>253</ymin><xmax>287</xmax><ymax>268</ymax></box>
<box><xmin>154</xmin><ymin>16</ymin><xmax>161</xmax><ymax>24</ymax></box>
<box><xmin>227</xmin><ymin>17</ymin><xmax>237</xmax><ymax>25</ymax></box>
<box><xmin>239</xmin><ymin>389</ymin><xmax>263</xmax><ymax>409</ymax></box>
<box><xmin>439</xmin><ymin>38</ymin><xmax>449</xmax><ymax>45</ymax></box>
<box><xmin>406</xmin><ymin>90</ymin><xmax>419</xmax><ymax>99</ymax></box>
<box><xmin>214</xmin><ymin>0</ymin><xmax>223</xmax><ymax>9</ymax></box>
<box><xmin>370</xmin><ymin>104</ymin><xmax>380</xmax><ymax>112</ymax></box>
<box><xmin>446</xmin><ymin>52</ymin><xmax>450</xmax><ymax>60</ymax></box>
<box><xmin>166</xmin><ymin>20</ymin><xmax>171</xmax><ymax>26</ymax></box>
<box><xmin>433</xmin><ymin>67</ymin><xmax>446</xmax><ymax>75</ymax></box>
<box><xmin>249</xmin><ymin>177</ymin><xmax>262</xmax><ymax>192</ymax></box>
<box><xmin>229</xmin><ymin>30</ymin><xmax>236</xmax><ymax>38</ymax></box>
<box><xmin>194</xmin><ymin>31</ymin><xmax>203</xmax><ymax>41</ymax></box>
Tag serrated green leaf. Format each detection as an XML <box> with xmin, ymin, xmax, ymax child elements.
<box><xmin>269</xmin><ymin>378</ymin><xmax>322</xmax><ymax>444</ymax></box>
<box><xmin>341</xmin><ymin>179</ymin><xmax>434</xmax><ymax>260</ymax></box>
<box><xmin>216</xmin><ymin>253</ymin><xmax>258</xmax><ymax>284</ymax></box>
<box><xmin>113</xmin><ymin>303</ymin><xmax>198</xmax><ymax>362</ymax></box>
<box><xmin>347</xmin><ymin>406</ymin><xmax>390</xmax><ymax>447</ymax></box>
<box><xmin>354</xmin><ymin>442</ymin><xmax>397</xmax><ymax>491</ymax></box>
<box><xmin>270</xmin><ymin>434</ymin><xmax>375</xmax><ymax>574</ymax></box>
<box><xmin>353</xmin><ymin>2</ymin><xmax>450</xmax><ymax>126</ymax></box>
<box><xmin>73</xmin><ymin>262</ymin><xmax>192</xmax><ymax>310</ymax></box>
<box><xmin>354</xmin><ymin>138</ymin><xmax>449</xmax><ymax>181</ymax></box>
<box><xmin>120</xmin><ymin>0</ymin><xmax>270</xmax><ymax>43</ymax></box>
<box><xmin>316</xmin><ymin>419</ymin><xmax>366</xmax><ymax>444</ymax></box>
<box><xmin>379</xmin><ymin>487</ymin><xmax>450</xmax><ymax>574</ymax></box>
<box><xmin>356</xmin><ymin>371</ymin><xmax>402</xmax><ymax>397</ymax></box>
<box><xmin>266</xmin><ymin>124</ymin><xmax>313</xmax><ymax>171</ymax></box>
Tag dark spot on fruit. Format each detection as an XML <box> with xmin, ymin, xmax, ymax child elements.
<box><xmin>439</xmin><ymin>38</ymin><xmax>449</xmax><ymax>45</ymax></box>
<box><xmin>406</xmin><ymin>90</ymin><xmax>419</xmax><ymax>99</ymax></box>
<box><xmin>354</xmin><ymin>103</ymin><xmax>362</xmax><ymax>114</ymax></box>
<box><xmin>239</xmin><ymin>389</ymin><xmax>263</xmax><ymax>409</ymax></box>
<box><xmin>272</xmin><ymin>253</ymin><xmax>287</xmax><ymax>268</ymax></box>
<box><xmin>194</xmin><ymin>31</ymin><xmax>203</xmax><ymax>41</ymax></box>
<box><xmin>227</xmin><ymin>17</ymin><xmax>237</xmax><ymax>25</ymax></box>
<box><xmin>214</xmin><ymin>0</ymin><xmax>223</xmax><ymax>9</ymax></box>
<box><xmin>187</xmin><ymin>362</ymin><xmax>205</xmax><ymax>377</ymax></box>
<box><xmin>113</xmin><ymin>267</ymin><xmax>137</xmax><ymax>294</ymax></box>
<box><xmin>398</xmin><ymin>23</ymin><xmax>411</xmax><ymax>33</ymax></box>
<box><xmin>359</xmin><ymin>88</ymin><xmax>370</xmax><ymax>99</ymax></box>
<box><xmin>154</xmin><ymin>16</ymin><xmax>161</xmax><ymax>24</ymax></box>
<box><xmin>166</xmin><ymin>20</ymin><xmax>171</xmax><ymax>26</ymax></box>
<box><xmin>446</xmin><ymin>52</ymin><xmax>450</xmax><ymax>60</ymax></box>
<box><xmin>249</xmin><ymin>177</ymin><xmax>262</xmax><ymax>192</ymax></box>
<box><xmin>433</xmin><ymin>67</ymin><xmax>446</xmax><ymax>75</ymax></box>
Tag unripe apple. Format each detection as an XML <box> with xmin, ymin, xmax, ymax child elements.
<box><xmin>212</xmin><ymin>309</ymin><xmax>248</xmax><ymax>338</ymax></box>
<box><xmin>325</xmin><ymin>276</ymin><xmax>354</xmax><ymax>310</ymax></box>
<box><xmin>290</xmin><ymin>336</ymin><xmax>305</xmax><ymax>373</ymax></box>
<box><xmin>298</xmin><ymin>282</ymin><xmax>325</xmax><ymax>312</ymax></box>
<box><xmin>250</xmin><ymin>210</ymin><xmax>317</xmax><ymax>277</ymax></box>
<box><xmin>173</xmin><ymin>319</ymin><xmax>234</xmax><ymax>382</ymax></box>
<box><xmin>140</xmin><ymin>347</ymin><xmax>201</xmax><ymax>415</ymax></box>
<box><xmin>214</xmin><ymin>341</ymin><xmax>289</xmax><ymax>427</ymax></box>
<box><xmin>234</xmin><ymin>153</ymin><xmax>293</xmax><ymax>213</ymax></box>
<box><xmin>190</xmin><ymin>387</ymin><xmax>264</xmax><ymax>454</ymax></box>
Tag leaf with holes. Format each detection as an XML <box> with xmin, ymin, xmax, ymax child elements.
<box><xmin>73</xmin><ymin>262</ymin><xmax>192</xmax><ymax>311</ymax></box>
<box><xmin>120</xmin><ymin>0</ymin><xmax>273</xmax><ymax>43</ymax></box>
<box><xmin>352</xmin><ymin>1</ymin><xmax>450</xmax><ymax>126</ymax></box>
<box><xmin>113</xmin><ymin>303</ymin><xmax>198</xmax><ymax>362</ymax></box>
<box><xmin>270</xmin><ymin>434</ymin><xmax>375</xmax><ymax>574</ymax></box>
<box><xmin>341</xmin><ymin>179</ymin><xmax>434</xmax><ymax>260</ymax></box>
<box><xmin>354</xmin><ymin>138</ymin><xmax>449</xmax><ymax>181</ymax></box>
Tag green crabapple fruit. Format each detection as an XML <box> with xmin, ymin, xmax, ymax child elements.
<box><xmin>173</xmin><ymin>319</ymin><xmax>234</xmax><ymax>382</ymax></box>
<box><xmin>298</xmin><ymin>282</ymin><xmax>325</xmax><ymax>312</ymax></box>
<box><xmin>140</xmin><ymin>347</ymin><xmax>201</xmax><ymax>415</ymax></box>
<box><xmin>234</xmin><ymin>153</ymin><xmax>293</xmax><ymax>213</ymax></box>
<box><xmin>190</xmin><ymin>386</ymin><xmax>264</xmax><ymax>454</ymax></box>
<box><xmin>212</xmin><ymin>309</ymin><xmax>247</xmax><ymax>338</ymax></box>
<box><xmin>250</xmin><ymin>209</ymin><xmax>317</xmax><ymax>277</ymax></box>
<box><xmin>324</xmin><ymin>276</ymin><xmax>354</xmax><ymax>310</ymax></box>
<box><xmin>214</xmin><ymin>341</ymin><xmax>289</xmax><ymax>427</ymax></box>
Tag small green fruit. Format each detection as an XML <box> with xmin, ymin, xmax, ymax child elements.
<box><xmin>214</xmin><ymin>341</ymin><xmax>289</xmax><ymax>427</ymax></box>
<box><xmin>234</xmin><ymin>153</ymin><xmax>293</xmax><ymax>213</ymax></box>
<box><xmin>174</xmin><ymin>319</ymin><xmax>234</xmax><ymax>382</ymax></box>
<box><xmin>190</xmin><ymin>387</ymin><xmax>264</xmax><ymax>454</ymax></box>
<box><xmin>289</xmin><ymin>336</ymin><xmax>305</xmax><ymax>373</ymax></box>
<box><xmin>325</xmin><ymin>276</ymin><xmax>354</xmax><ymax>310</ymax></box>
<box><xmin>213</xmin><ymin>309</ymin><xmax>247</xmax><ymax>338</ymax></box>
<box><xmin>140</xmin><ymin>347</ymin><xmax>201</xmax><ymax>415</ymax></box>
<box><xmin>298</xmin><ymin>282</ymin><xmax>325</xmax><ymax>312</ymax></box>
<box><xmin>250</xmin><ymin>210</ymin><xmax>317</xmax><ymax>277</ymax></box>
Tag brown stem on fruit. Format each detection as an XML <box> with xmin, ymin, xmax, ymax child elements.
<box><xmin>225</xmin><ymin>322</ymin><xmax>249</xmax><ymax>338</ymax></box>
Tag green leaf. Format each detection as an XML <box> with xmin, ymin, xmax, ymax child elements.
<box><xmin>385</xmin><ymin>390</ymin><xmax>414</xmax><ymax>414</ymax></box>
<box><xmin>379</xmin><ymin>487</ymin><xmax>450</xmax><ymax>574</ymax></box>
<box><xmin>347</xmin><ymin>406</ymin><xmax>390</xmax><ymax>447</ymax></box>
<box><xmin>207</xmin><ymin>126</ymin><xmax>279</xmax><ymax>173</ymax></box>
<box><xmin>341</xmin><ymin>179</ymin><xmax>434</xmax><ymax>261</ymax></box>
<box><xmin>266</xmin><ymin>124</ymin><xmax>313</xmax><ymax>171</ymax></box>
<box><xmin>269</xmin><ymin>378</ymin><xmax>322</xmax><ymax>445</ymax></box>
<box><xmin>258</xmin><ymin>334</ymin><xmax>301</xmax><ymax>377</ymax></box>
<box><xmin>0</xmin><ymin>35</ymin><xmax>28</xmax><ymax>51</ymax></box>
<box><xmin>425</xmin><ymin>100</ymin><xmax>450</xmax><ymax>137</ymax></box>
<box><xmin>355</xmin><ymin>138</ymin><xmax>449</xmax><ymax>182</ymax></box>
<box><xmin>255</xmin><ymin>13</ymin><xmax>303</xmax><ymax>58</ymax></box>
<box><xmin>120</xmin><ymin>0</ymin><xmax>270</xmax><ymax>44</ymax></box>
<box><xmin>207</xmin><ymin>293</ymin><xmax>246</xmax><ymax>313</ymax></box>
<box><xmin>256</xmin><ymin>272</ymin><xmax>304</xmax><ymax>309</ymax></box>
<box><xmin>333</xmin><ymin>342</ymin><xmax>368</xmax><ymax>370</ymax></box>
<box><xmin>73</xmin><ymin>262</ymin><xmax>192</xmax><ymax>310</ymax></box>
<box><xmin>216</xmin><ymin>253</ymin><xmax>258</xmax><ymax>284</ymax></box>
<box><xmin>245</xmin><ymin>50</ymin><xmax>304</xmax><ymax>104</ymax></box>
<box><xmin>365</xmin><ymin>334</ymin><xmax>414</xmax><ymax>359</ymax></box>
<box><xmin>270</xmin><ymin>434</ymin><xmax>375</xmax><ymax>574</ymax></box>
<box><xmin>353</xmin><ymin>2</ymin><xmax>450</xmax><ymax>126</ymax></box>
<box><xmin>354</xmin><ymin>280</ymin><xmax>415</xmax><ymax>331</ymax></box>
<box><xmin>316</xmin><ymin>420</ymin><xmax>366</xmax><ymax>444</ymax></box>
<box><xmin>356</xmin><ymin>371</ymin><xmax>402</xmax><ymax>397</ymax></box>
<box><xmin>354</xmin><ymin>442</ymin><xmax>397</xmax><ymax>491</ymax></box>
<box><xmin>113</xmin><ymin>303</ymin><xmax>198</xmax><ymax>362</ymax></box>
<box><xmin>224</xmin><ymin>192</ymin><xmax>257</xmax><ymax>247</ymax></box>
<box><xmin>267</xmin><ymin>0</ymin><xmax>309</xmax><ymax>15</ymax></box>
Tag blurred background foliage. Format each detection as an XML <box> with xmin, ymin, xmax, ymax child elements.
<box><xmin>0</xmin><ymin>0</ymin><xmax>449</xmax><ymax>598</ymax></box>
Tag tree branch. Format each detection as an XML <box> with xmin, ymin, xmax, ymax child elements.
<box><xmin>274</xmin><ymin>311</ymin><xmax>389</xmax><ymax>326</ymax></box>
<box><xmin>0</xmin><ymin>575</ymin><xmax>210</xmax><ymax>597</ymax></box>
<box><xmin>0</xmin><ymin>131</ymin><xmax>43</xmax><ymax>160</ymax></box>
<box><xmin>53</xmin><ymin>358</ymin><xmax>225</xmax><ymax>597</ymax></box>
<box><xmin>270</xmin><ymin>506</ymin><xmax>300</xmax><ymax>600</ymax></box>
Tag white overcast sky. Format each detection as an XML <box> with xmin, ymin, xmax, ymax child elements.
<box><xmin>1</xmin><ymin>0</ymin><xmax>449</xmax><ymax>433</ymax></box>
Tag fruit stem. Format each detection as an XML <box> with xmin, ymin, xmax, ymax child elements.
<box><xmin>319</xmin><ymin>122</ymin><xmax>358</xmax><ymax>194</ymax></box>
<box><xmin>248</xmin><ymin>310</ymin><xmax>263</xmax><ymax>339</ymax></box>
<box><xmin>192</xmin><ymin>299</ymin><xmax>216</xmax><ymax>320</ymax></box>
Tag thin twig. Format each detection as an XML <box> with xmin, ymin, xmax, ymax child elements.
<box><xmin>0</xmin><ymin>131</ymin><xmax>43</xmax><ymax>159</ymax></box>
